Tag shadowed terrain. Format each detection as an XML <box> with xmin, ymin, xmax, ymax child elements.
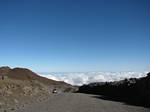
<box><xmin>78</xmin><ymin>73</ymin><xmax>150</xmax><ymax>107</ymax></box>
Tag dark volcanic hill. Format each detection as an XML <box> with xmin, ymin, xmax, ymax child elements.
<box><xmin>78</xmin><ymin>72</ymin><xmax>150</xmax><ymax>107</ymax></box>
<box><xmin>0</xmin><ymin>66</ymin><xmax>76</xmax><ymax>111</ymax></box>
<box><xmin>0</xmin><ymin>66</ymin><xmax>11</xmax><ymax>76</ymax></box>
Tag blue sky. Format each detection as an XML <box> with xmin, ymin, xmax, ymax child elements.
<box><xmin>0</xmin><ymin>0</ymin><xmax>150</xmax><ymax>72</ymax></box>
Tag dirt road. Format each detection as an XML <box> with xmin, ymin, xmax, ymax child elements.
<box><xmin>16</xmin><ymin>93</ymin><xmax>150</xmax><ymax>112</ymax></box>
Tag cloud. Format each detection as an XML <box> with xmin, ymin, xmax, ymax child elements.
<box><xmin>39</xmin><ymin>72</ymin><xmax>148</xmax><ymax>86</ymax></box>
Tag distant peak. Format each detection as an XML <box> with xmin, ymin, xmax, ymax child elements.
<box><xmin>0</xmin><ymin>66</ymin><xmax>11</xmax><ymax>70</ymax></box>
<box><xmin>12</xmin><ymin>67</ymin><xmax>30</xmax><ymax>71</ymax></box>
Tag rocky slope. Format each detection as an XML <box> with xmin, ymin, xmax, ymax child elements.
<box><xmin>0</xmin><ymin>66</ymin><xmax>76</xmax><ymax>111</ymax></box>
<box><xmin>78</xmin><ymin>72</ymin><xmax>150</xmax><ymax>107</ymax></box>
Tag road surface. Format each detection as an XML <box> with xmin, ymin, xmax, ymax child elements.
<box><xmin>17</xmin><ymin>93</ymin><xmax>150</xmax><ymax>112</ymax></box>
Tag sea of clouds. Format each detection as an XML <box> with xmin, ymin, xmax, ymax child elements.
<box><xmin>39</xmin><ymin>71</ymin><xmax>148</xmax><ymax>86</ymax></box>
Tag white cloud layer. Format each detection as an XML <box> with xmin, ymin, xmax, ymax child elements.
<box><xmin>39</xmin><ymin>72</ymin><xmax>148</xmax><ymax>86</ymax></box>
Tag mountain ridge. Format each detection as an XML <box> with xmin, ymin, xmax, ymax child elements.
<box><xmin>0</xmin><ymin>66</ymin><xmax>76</xmax><ymax>111</ymax></box>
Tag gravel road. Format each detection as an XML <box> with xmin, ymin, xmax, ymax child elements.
<box><xmin>16</xmin><ymin>93</ymin><xmax>150</xmax><ymax>112</ymax></box>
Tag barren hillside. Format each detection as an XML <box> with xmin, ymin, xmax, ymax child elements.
<box><xmin>0</xmin><ymin>66</ymin><xmax>76</xmax><ymax>111</ymax></box>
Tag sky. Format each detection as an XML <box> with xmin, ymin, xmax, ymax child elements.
<box><xmin>0</xmin><ymin>0</ymin><xmax>150</xmax><ymax>72</ymax></box>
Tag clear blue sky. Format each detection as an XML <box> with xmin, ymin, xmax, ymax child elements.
<box><xmin>0</xmin><ymin>0</ymin><xmax>150</xmax><ymax>72</ymax></box>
